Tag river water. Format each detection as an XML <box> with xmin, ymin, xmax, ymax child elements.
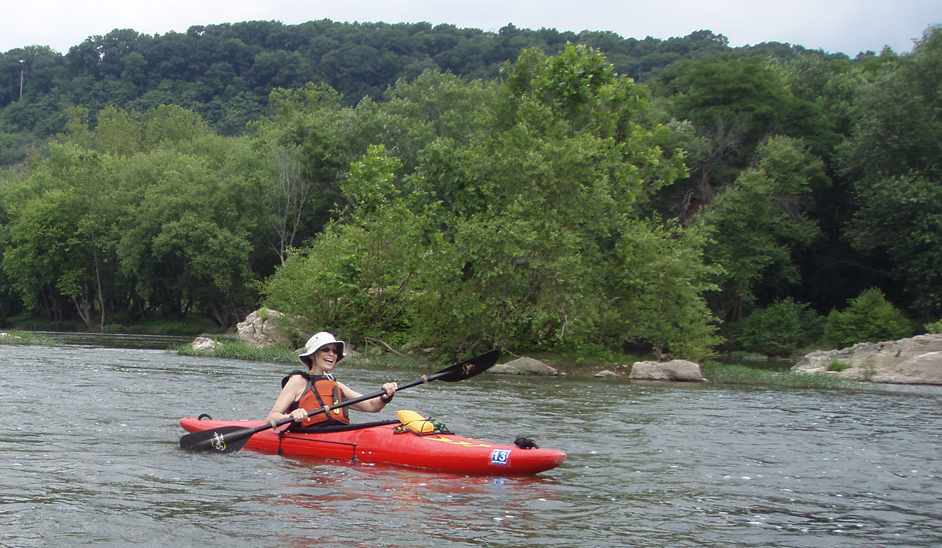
<box><xmin>2</xmin><ymin>342</ymin><xmax>940</xmax><ymax>547</ymax></box>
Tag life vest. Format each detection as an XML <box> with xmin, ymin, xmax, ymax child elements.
<box><xmin>282</xmin><ymin>371</ymin><xmax>350</xmax><ymax>427</ymax></box>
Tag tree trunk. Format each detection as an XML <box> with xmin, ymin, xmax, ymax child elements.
<box><xmin>71</xmin><ymin>295</ymin><xmax>92</xmax><ymax>330</ymax></box>
<box><xmin>94</xmin><ymin>249</ymin><xmax>105</xmax><ymax>333</ymax></box>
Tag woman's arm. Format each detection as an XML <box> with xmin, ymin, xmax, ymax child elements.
<box><xmin>338</xmin><ymin>382</ymin><xmax>398</xmax><ymax>413</ymax></box>
<box><xmin>266</xmin><ymin>375</ymin><xmax>306</xmax><ymax>423</ymax></box>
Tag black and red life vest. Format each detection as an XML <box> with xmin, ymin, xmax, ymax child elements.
<box><xmin>282</xmin><ymin>371</ymin><xmax>350</xmax><ymax>427</ymax></box>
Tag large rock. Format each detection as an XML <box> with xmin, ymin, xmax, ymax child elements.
<box><xmin>490</xmin><ymin>357</ymin><xmax>560</xmax><ymax>376</ymax></box>
<box><xmin>191</xmin><ymin>336</ymin><xmax>218</xmax><ymax>352</ymax></box>
<box><xmin>236</xmin><ymin>308</ymin><xmax>290</xmax><ymax>347</ymax></box>
<box><xmin>792</xmin><ymin>334</ymin><xmax>942</xmax><ymax>385</ymax></box>
<box><xmin>628</xmin><ymin>359</ymin><xmax>706</xmax><ymax>382</ymax></box>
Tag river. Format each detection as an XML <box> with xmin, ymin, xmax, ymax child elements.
<box><xmin>2</xmin><ymin>342</ymin><xmax>940</xmax><ymax>546</ymax></box>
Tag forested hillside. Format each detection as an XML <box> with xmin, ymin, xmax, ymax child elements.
<box><xmin>1</xmin><ymin>20</ymin><xmax>939</xmax><ymax>358</ymax></box>
<box><xmin>1</xmin><ymin>21</ymin><xmax>817</xmax><ymax>165</ymax></box>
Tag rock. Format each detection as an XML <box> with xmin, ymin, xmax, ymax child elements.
<box><xmin>793</xmin><ymin>334</ymin><xmax>942</xmax><ymax>385</ymax></box>
<box><xmin>490</xmin><ymin>357</ymin><xmax>559</xmax><ymax>376</ymax></box>
<box><xmin>628</xmin><ymin>359</ymin><xmax>706</xmax><ymax>382</ymax></box>
<box><xmin>191</xmin><ymin>336</ymin><xmax>218</xmax><ymax>352</ymax></box>
<box><xmin>871</xmin><ymin>352</ymin><xmax>942</xmax><ymax>384</ymax></box>
<box><xmin>236</xmin><ymin>308</ymin><xmax>289</xmax><ymax>347</ymax></box>
<box><xmin>594</xmin><ymin>369</ymin><xmax>618</xmax><ymax>377</ymax></box>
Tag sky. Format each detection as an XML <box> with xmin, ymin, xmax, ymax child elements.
<box><xmin>2</xmin><ymin>0</ymin><xmax>940</xmax><ymax>57</ymax></box>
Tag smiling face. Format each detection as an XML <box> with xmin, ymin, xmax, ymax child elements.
<box><xmin>310</xmin><ymin>344</ymin><xmax>340</xmax><ymax>374</ymax></box>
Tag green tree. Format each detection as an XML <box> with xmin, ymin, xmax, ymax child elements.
<box><xmin>1</xmin><ymin>144</ymin><xmax>120</xmax><ymax>329</ymax></box>
<box><xmin>264</xmin><ymin>145</ymin><xmax>426</xmax><ymax>340</ymax></box>
<box><xmin>697</xmin><ymin>136</ymin><xmax>826</xmax><ymax>320</ymax></box>
<box><xmin>838</xmin><ymin>29</ymin><xmax>942</xmax><ymax>319</ymax></box>
<box><xmin>847</xmin><ymin>174</ymin><xmax>942</xmax><ymax>318</ymax></box>
<box><xmin>263</xmin><ymin>45</ymin><xmax>718</xmax><ymax>358</ymax></box>
<box><xmin>655</xmin><ymin>55</ymin><xmax>818</xmax><ymax>221</ymax></box>
<box><xmin>605</xmin><ymin>219</ymin><xmax>721</xmax><ymax>359</ymax></box>
<box><xmin>735</xmin><ymin>299</ymin><xmax>823</xmax><ymax>356</ymax></box>
<box><xmin>114</xmin><ymin>138</ymin><xmax>266</xmax><ymax>325</ymax></box>
<box><xmin>824</xmin><ymin>288</ymin><xmax>914</xmax><ymax>347</ymax></box>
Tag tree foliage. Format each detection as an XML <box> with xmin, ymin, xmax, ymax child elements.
<box><xmin>1</xmin><ymin>106</ymin><xmax>269</xmax><ymax>328</ymax></box>
<box><xmin>263</xmin><ymin>44</ymin><xmax>717</xmax><ymax>358</ymax></box>
<box><xmin>696</xmin><ymin>136</ymin><xmax>826</xmax><ymax>320</ymax></box>
<box><xmin>735</xmin><ymin>299</ymin><xmax>823</xmax><ymax>356</ymax></box>
<box><xmin>824</xmin><ymin>288</ymin><xmax>914</xmax><ymax>348</ymax></box>
<box><xmin>1</xmin><ymin>23</ymin><xmax>939</xmax><ymax>359</ymax></box>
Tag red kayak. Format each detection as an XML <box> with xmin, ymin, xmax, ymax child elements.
<box><xmin>179</xmin><ymin>416</ymin><xmax>566</xmax><ymax>475</ymax></box>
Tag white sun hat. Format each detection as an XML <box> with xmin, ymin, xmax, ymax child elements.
<box><xmin>298</xmin><ymin>331</ymin><xmax>346</xmax><ymax>365</ymax></box>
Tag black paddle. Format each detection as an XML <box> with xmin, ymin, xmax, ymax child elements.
<box><xmin>179</xmin><ymin>349</ymin><xmax>500</xmax><ymax>454</ymax></box>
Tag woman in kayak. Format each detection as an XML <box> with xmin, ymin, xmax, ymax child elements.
<box><xmin>266</xmin><ymin>331</ymin><xmax>397</xmax><ymax>429</ymax></box>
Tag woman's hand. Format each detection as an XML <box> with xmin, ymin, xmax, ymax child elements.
<box><xmin>289</xmin><ymin>408</ymin><xmax>309</xmax><ymax>422</ymax></box>
<box><xmin>381</xmin><ymin>382</ymin><xmax>398</xmax><ymax>403</ymax></box>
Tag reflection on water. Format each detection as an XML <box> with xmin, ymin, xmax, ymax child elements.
<box><xmin>0</xmin><ymin>344</ymin><xmax>940</xmax><ymax>547</ymax></box>
<box><xmin>26</xmin><ymin>330</ymin><xmax>196</xmax><ymax>349</ymax></box>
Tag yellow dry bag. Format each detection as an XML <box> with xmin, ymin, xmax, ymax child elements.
<box><xmin>396</xmin><ymin>410</ymin><xmax>438</xmax><ymax>434</ymax></box>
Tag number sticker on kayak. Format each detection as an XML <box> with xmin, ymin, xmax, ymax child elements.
<box><xmin>490</xmin><ymin>449</ymin><xmax>511</xmax><ymax>465</ymax></box>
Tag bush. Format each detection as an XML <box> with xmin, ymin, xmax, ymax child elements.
<box><xmin>827</xmin><ymin>359</ymin><xmax>852</xmax><ymax>372</ymax></box>
<box><xmin>926</xmin><ymin>319</ymin><xmax>942</xmax><ymax>334</ymax></box>
<box><xmin>824</xmin><ymin>288</ymin><xmax>914</xmax><ymax>348</ymax></box>
<box><xmin>735</xmin><ymin>298</ymin><xmax>823</xmax><ymax>356</ymax></box>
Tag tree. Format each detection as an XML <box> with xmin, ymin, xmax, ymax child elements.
<box><xmin>735</xmin><ymin>299</ymin><xmax>823</xmax><ymax>356</ymax></box>
<box><xmin>268</xmin><ymin>144</ymin><xmax>309</xmax><ymax>265</ymax></box>
<box><xmin>836</xmin><ymin>28</ymin><xmax>942</xmax><ymax>319</ymax></box>
<box><xmin>264</xmin><ymin>45</ymin><xmax>715</xmax><ymax>357</ymax></box>
<box><xmin>847</xmin><ymin>175</ymin><xmax>942</xmax><ymax>318</ymax></box>
<box><xmin>824</xmin><ymin>288</ymin><xmax>913</xmax><ymax>347</ymax></box>
<box><xmin>265</xmin><ymin>145</ymin><xmax>425</xmax><ymax>340</ymax></box>
<box><xmin>655</xmin><ymin>55</ymin><xmax>817</xmax><ymax>221</ymax></box>
<box><xmin>1</xmin><ymin>144</ymin><xmax>120</xmax><ymax>329</ymax></box>
<box><xmin>697</xmin><ymin>136</ymin><xmax>827</xmax><ymax>321</ymax></box>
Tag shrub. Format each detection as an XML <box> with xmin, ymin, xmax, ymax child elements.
<box><xmin>824</xmin><ymin>288</ymin><xmax>914</xmax><ymax>348</ymax></box>
<box><xmin>735</xmin><ymin>299</ymin><xmax>823</xmax><ymax>356</ymax></box>
<box><xmin>736</xmin><ymin>299</ymin><xmax>823</xmax><ymax>355</ymax></box>
<box><xmin>926</xmin><ymin>319</ymin><xmax>942</xmax><ymax>334</ymax></box>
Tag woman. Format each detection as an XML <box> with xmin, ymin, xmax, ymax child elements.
<box><xmin>266</xmin><ymin>332</ymin><xmax>397</xmax><ymax>429</ymax></box>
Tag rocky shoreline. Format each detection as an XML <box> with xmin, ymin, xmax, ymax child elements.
<box><xmin>215</xmin><ymin>308</ymin><xmax>942</xmax><ymax>386</ymax></box>
<box><xmin>792</xmin><ymin>334</ymin><xmax>942</xmax><ymax>385</ymax></box>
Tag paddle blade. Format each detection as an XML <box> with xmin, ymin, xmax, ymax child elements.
<box><xmin>436</xmin><ymin>349</ymin><xmax>500</xmax><ymax>382</ymax></box>
<box><xmin>179</xmin><ymin>426</ymin><xmax>254</xmax><ymax>454</ymax></box>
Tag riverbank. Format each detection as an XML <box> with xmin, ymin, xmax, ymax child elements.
<box><xmin>0</xmin><ymin>330</ymin><xmax>55</xmax><ymax>346</ymax></box>
<box><xmin>175</xmin><ymin>338</ymin><xmax>862</xmax><ymax>390</ymax></box>
<box><xmin>1</xmin><ymin>329</ymin><xmax>863</xmax><ymax>390</ymax></box>
<box><xmin>1</xmin><ymin>314</ymin><xmax>225</xmax><ymax>336</ymax></box>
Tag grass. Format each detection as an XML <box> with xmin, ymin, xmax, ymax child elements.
<box><xmin>175</xmin><ymin>338</ymin><xmax>441</xmax><ymax>372</ymax></box>
<box><xmin>827</xmin><ymin>359</ymin><xmax>853</xmax><ymax>372</ymax></box>
<box><xmin>176</xmin><ymin>337</ymin><xmax>866</xmax><ymax>390</ymax></box>
<box><xmin>702</xmin><ymin>361</ymin><xmax>857</xmax><ymax>390</ymax></box>
<box><xmin>0</xmin><ymin>330</ymin><xmax>56</xmax><ymax>346</ymax></box>
<box><xmin>176</xmin><ymin>339</ymin><xmax>297</xmax><ymax>363</ymax></box>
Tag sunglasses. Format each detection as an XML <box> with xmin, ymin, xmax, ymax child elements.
<box><xmin>318</xmin><ymin>345</ymin><xmax>340</xmax><ymax>354</ymax></box>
